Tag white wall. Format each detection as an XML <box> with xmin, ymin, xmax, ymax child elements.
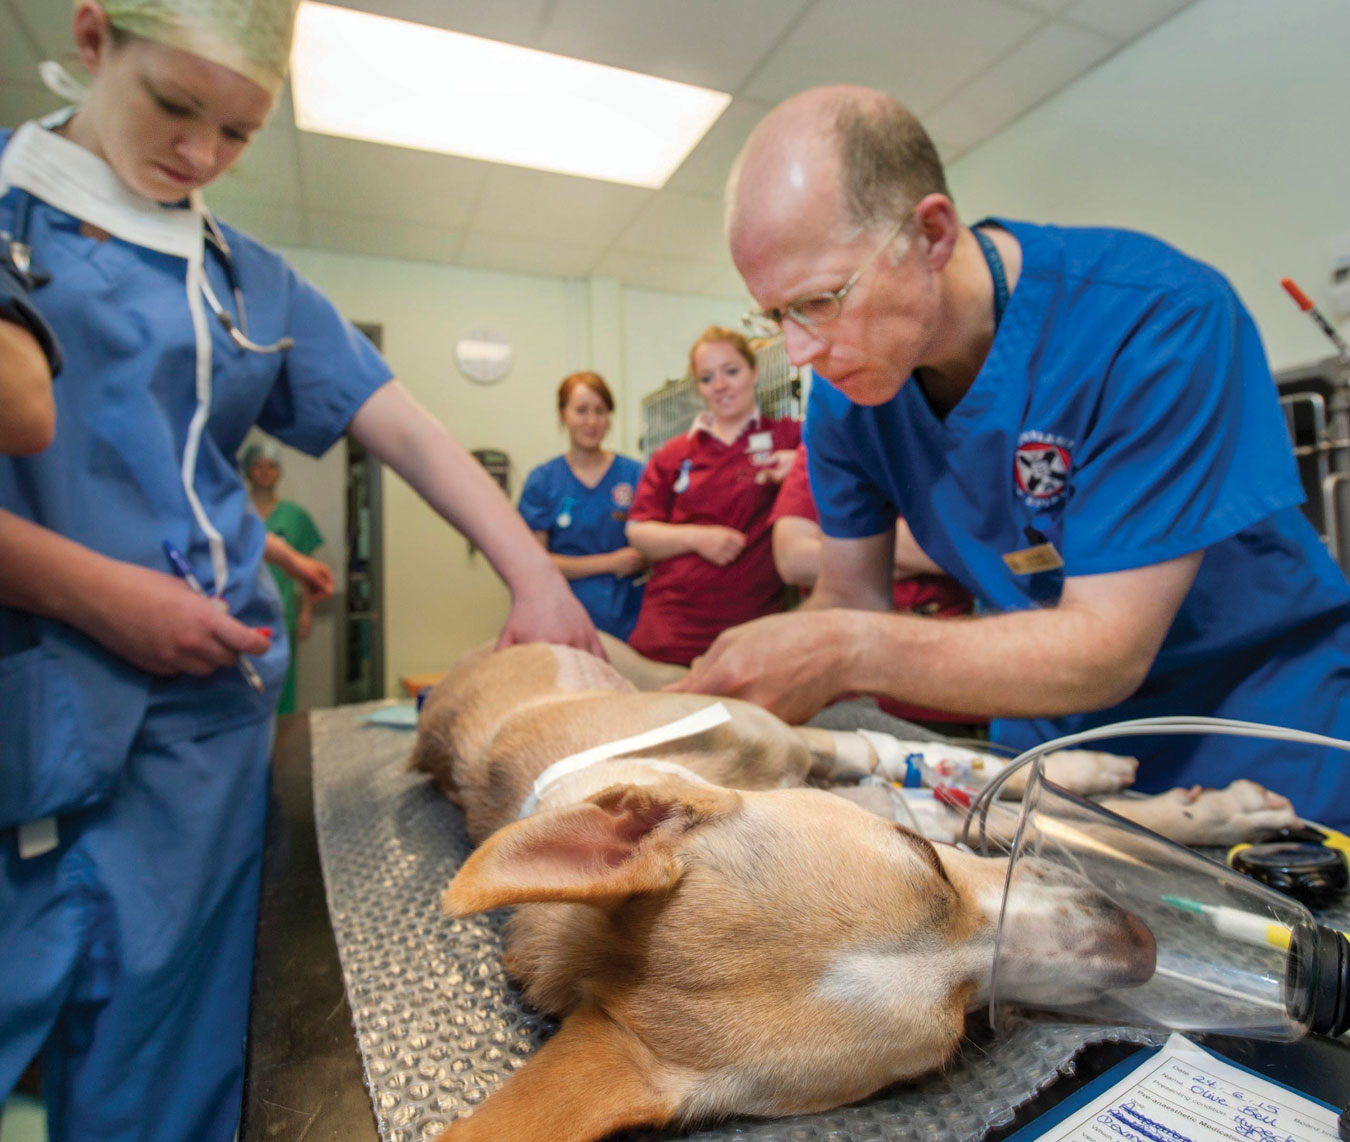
<box><xmin>275</xmin><ymin>247</ymin><xmax>745</xmax><ymax>695</ymax></box>
<box><xmin>947</xmin><ymin>0</ymin><xmax>1350</xmax><ymax>373</ymax></box>
<box><xmin>619</xmin><ymin>288</ymin><xmax>749</xmax><ymax>450</ymax></box>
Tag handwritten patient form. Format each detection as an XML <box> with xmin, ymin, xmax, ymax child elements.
<box><xmin>1033</xmin><ymin>1034</ymin><xmax>1338</xmax><ymax>1142</ymax></box>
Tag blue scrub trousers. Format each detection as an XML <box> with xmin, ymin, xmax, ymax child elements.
<box><xmin>0</xmin><ymin>714</ymin><xmax>273</xmax><ymax>1141</ymax></box>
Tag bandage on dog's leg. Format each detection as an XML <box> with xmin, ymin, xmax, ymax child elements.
<box><xmin>857</xmin><ymin>730</ymin><xmax>926</xmax><ymax>783</ymax></box>
<box><xmin>853</xmin><ymin>732</ymin><xmax>1010</xmax><ymax>791</ymax></box>
<box><xmin>794</xmin><ymin>727</ymin><xmax>880</xmax><ymax>780</ymax></box>
<box><xmin>796</xmin><ymin>728</ymin><xmax>1002</xmax><ymax>787</ymax></box>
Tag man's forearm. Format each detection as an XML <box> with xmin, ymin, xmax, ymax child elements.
<box><xmin>833</xmin><ymin>604</ymin><xmax>1149</xmax><ymax>718</ymax></box>
<box><xmin>893</xmin><ymin>520</ymin><xmax>944</xmax><ymax>578</ymax></box>
<box><xmin>772</xmin><ymin>519</ymin><xmax>822</xmax><ymax>589</ymax></box>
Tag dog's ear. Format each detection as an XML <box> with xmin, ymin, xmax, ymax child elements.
<box><xmin>444</xmin><ymin>780</ymin><xmax>739</xmax><ymax>915</ymax></box>
<box><xmin>434</xmin><ymin>1004</ymin><xmax>679</xmax><ymax>1142</ymax></box>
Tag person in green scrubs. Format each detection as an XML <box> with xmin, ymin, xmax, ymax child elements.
<box><xmin>242</xmin><ymin>440</ymin><xmax>326</xmax><ymax>714</ymax></box>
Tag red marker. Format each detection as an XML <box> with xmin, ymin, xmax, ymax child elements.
<box><xmin>1280</xmin><ymin>277</ymin><xmax>1350</xmax><ymax>362</ymax></box>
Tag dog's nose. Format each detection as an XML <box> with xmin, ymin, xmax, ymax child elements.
<box><xmin>1114</xmin><ymin>912</ymin><xmax>1158</xmax><ymax>986</ymax></box>
<box><xmin>1073</xmin><ymin>904</ymin><xmax>1156</xmax><ymax>988</ymax></box>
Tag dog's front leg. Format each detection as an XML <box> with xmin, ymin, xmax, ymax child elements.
<box><xmin>794</xmin><ymin>726</ymin><xmax>883</xmax><ymax>781</ymax></box>
<box><xmin>434</xmin><ymin>1006</ymin><xmax>682</xmax><ymax>1142</ymax></box>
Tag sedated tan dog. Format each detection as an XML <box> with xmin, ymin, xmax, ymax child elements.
<box><xmin>411</xmin><ymin>639</ymin><xmax>1298</xmax><ymax>1142</ymax></box>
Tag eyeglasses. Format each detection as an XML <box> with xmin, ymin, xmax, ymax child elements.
<box><xmin>742</xmin><ymin>211</ymin><xmax>913</xmax><ymax>340</ymax></box>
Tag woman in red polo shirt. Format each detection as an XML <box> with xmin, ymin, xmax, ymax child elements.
<box><xmin>626</xmin><ymin>326</ymin><xmax>800</xmax><ymax>665</ymax></box>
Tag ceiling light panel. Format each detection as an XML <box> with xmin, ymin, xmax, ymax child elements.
<box><xmin>290</xmin><ymin>2</ymin><xmax>732</xmax><ymax>189</ymax></box>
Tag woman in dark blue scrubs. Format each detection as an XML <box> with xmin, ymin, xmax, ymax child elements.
<box><xmin>519</xmin><ymin>372</ymin><xmax>647</xmax><ymax>639</ymax></box>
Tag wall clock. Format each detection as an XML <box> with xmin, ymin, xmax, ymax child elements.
<box><xmin>455</xmin><ymin>326</ymin><xmax>513</xmax><ymax>385</ymax></box>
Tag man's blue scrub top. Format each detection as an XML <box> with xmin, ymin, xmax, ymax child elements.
<box><xmin>518</xmin><ymin>454</ymin><xmax>645</xmax><ymax>639</ymax></box>
<box><xmin>0</xmin><ymin>127</ymin><xmax>394</xmax><ymax>828</ymax></box>
<box><xmin>806</xmin><ymin>218</ymin><xmax>1350</xmax><ymax>827</ymax></box>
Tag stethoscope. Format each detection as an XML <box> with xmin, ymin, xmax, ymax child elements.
<box><xmin>201</xmin><ymin>209</ymin><xmax>294</xmax><ymax>355</ymax></box>
<box><xmin>4</xmin><ymin>186</ymin><xmax>294</xmax><ymax>356</ymax></box>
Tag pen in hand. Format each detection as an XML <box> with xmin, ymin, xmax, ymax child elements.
<box><xmin>162</xmin><ymin>540</ymin><xmax>266</xmax><ymax>694</ymax></box>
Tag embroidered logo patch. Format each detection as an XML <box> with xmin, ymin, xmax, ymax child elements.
<box><xmin>611</xmin><ymin>482</ymin><xmax>634</xmax><ymax>509</ymax></box>
<box><xmin>1014</xmin><ymin>433</ymin><xmax>1073</xmax><ymax>506</ymax></box>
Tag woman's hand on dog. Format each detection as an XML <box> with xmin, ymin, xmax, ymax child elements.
<box><xmin>497</xmin><ymin>578</ymin><xmax>607</xmax><ymax>659</ymax></box>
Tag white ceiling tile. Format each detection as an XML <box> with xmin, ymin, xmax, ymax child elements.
<box><xmin>592</xmin><ymin>249</ymin><xmax>727</xmax><ymax>295</ymax></box>
<box><xmin>213</xmin><ymin>120</ymin><xmax>302</xmax><ymax>205</ymax></box>
<box><xmin>306</xmin><ymin>209</ymin><xmax>462</xmax><ymax>264</ymax></box>
<box><xmin>458</xmin><ymin>230</ymin><xmax>601</xmax><ymax>279</ymax></box>
<box><xmin>318</xmin><ymin>0</ymin><xmax>551</xmax><ymax>45</ymax></box>
<box><xmin>934</xmin><ymin>138</ymin><xmax>970</xmax><ymax>165</ymax></box>
<box><xmin>664</xmin><ymin>98</ymin><xmax>772</xmax><ymax>198</ymax></box>
<box><xmin>742</xmin><ymin>0</ymin><xmax>1042</xmax><ymax>114</ymax></box>
<box><xmin>995</xmin><ymin>0</ymin><xmax>1076</xmax><ymax>14</ymax></box>
<box><xmin>203</xmin><ymin>195</ymin><xmax>308</xmax><ymax>248</ymax></box>
<box><xmin>700</xmin><ymin>264</ymin><xmax>754</xmax><ymax>301</ymax></box>
<box><xmin>298</xmin><ymin>132</ymin><xmax>488</xmax><ymax>230</ymax></box>
<box><xmin>7</xmin><ymin>0</ymin><xmax>70</xmax><ymax>63</ymax></box>
<box><xmin>538</xmin><ymin>0</ymin><xmax>813</xmax><ymax>92</ymax></box>
<box><xmin>1061</xmin><ymin>0</ymin><xmax>1195</xmax><ymax>42</ymax></box>
<box><xmin>0</xmin><ymin>79</ymin><xmax>62</xmax><ymax>127</ymax></box>
<box><xmin>0</xmin><ymin>1</ymin><xmax>40</xmax><ymax>84</ymax></box>
<box><xmin>468</xmin><ymin>166</ymin><xmax>649</xmax><ymax>247</ymax></box>
<box><xmin>925</xmin><ymin>20</ymin><xmax>1115</xmax><ymax>150</ymax></box>
<box><xmin>613</xmin><ymin>190</ymin><xmax>729</xmax><ymax>262</ymax></box>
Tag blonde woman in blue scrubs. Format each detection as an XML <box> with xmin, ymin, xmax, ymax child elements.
<box><xmin>0</xmin><ymin>4</ymin><xmax>599</xmax><ymax>1137</ymax></box>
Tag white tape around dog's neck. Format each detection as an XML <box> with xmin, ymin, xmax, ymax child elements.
<box><xmin>518</xmin><ymin>702</ymin><xmax>732</xmax><ymax>818</ymax></box>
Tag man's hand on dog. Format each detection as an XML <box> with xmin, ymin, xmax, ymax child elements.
<box><xmin>667</xmin><ymin>611</ymin><xmax>845</xmax><ymax>722</ymax></box>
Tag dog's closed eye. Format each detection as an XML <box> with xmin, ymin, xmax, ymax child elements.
<box><xmin>892</xmin><ymin>824</ymin><xmax>953</xmax><ymax>888</ymax></box>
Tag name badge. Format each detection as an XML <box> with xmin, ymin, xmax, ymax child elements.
<box><xmin>1002</xmin><ymin>543</ymin><xmax>1064</xmax><ymax>575</ymax></box>
<box><xmin>747</xmin><ymin>431</ymin><xmax>772</xmax><ymax>454</ymax></box>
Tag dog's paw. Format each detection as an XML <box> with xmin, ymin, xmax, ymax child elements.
<box><xmin>1040</xmin><ymin>749</ymin><xmax>1138</xmax><ymax>796</ymax></box>
<box><xmin>1153</xmin><ymin>780</ymin><xmax>1299</xmax><ymax>846</ymax></box>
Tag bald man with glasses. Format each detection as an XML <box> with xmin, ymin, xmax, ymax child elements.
<box><xmin>672</xmin><ymin>84</ymin><xmax>1350</xmax><ymax>829</ymax></box>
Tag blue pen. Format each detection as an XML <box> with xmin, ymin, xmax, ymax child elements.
<box><xmin>162</xmin><ymin>540</ymin><xmax>265</xmax><ymax>694</ymax></box>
